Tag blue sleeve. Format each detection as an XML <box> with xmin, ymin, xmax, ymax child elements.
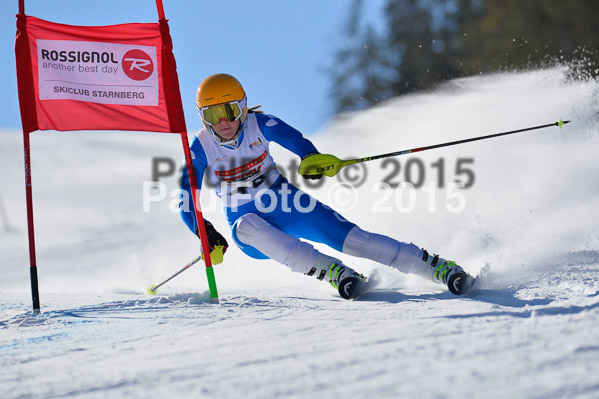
<box><xmin>255</xmin><ymin>113</ymin><xmax>318</xmax><ymax>158</ymax></box>
<box><xmin>179</xmin><ymin>136</ymin><xmax>208</xmax><ymax>235</ymax></box>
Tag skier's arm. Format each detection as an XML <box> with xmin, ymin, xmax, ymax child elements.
<box><xmin>256</xmin><ymin>113</ymin><xmax>318</xmax><ymax>158</ymax></box>
<box><xmin>255</xmin><ymin>113</ymin><xmax>323</xmax><ymax>179</ymax></box>
<box><xmin>179</xmin><ymin>139</ymin><xmax>229</xmax><ymax>256</ymax></box>
<box><xmin>179</xmin><ymin>138</ymin><xmax>208</xmax><ymax>234</ymax></box>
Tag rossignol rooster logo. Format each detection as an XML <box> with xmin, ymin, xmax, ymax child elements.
<box><xmin>122</xmin><ymin>49</ymin><xmax>154</xmax><ymax>81</ymax></box>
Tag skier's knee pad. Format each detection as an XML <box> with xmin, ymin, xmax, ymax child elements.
<box><xmin>342</xmin><ymin>226</ymin><xmax>371</xmax><ymax>255</ymax></box>
<box><xmin>234</xmin><ymin>213</ymin><xmax>268</xmax><ymax>245</ymax></box>
<box><xmin>231</xmin><ymin>214</ymin><xmax>269</xmax><ymax>260</ymax></box>
<box><xmin>342</xmin><ymin>226</ymin><xmax>421</xmax><ymax>273</ymax></box>
<box><xmin>233</xmin><ymin>213</ymin><xmax>318</xmax><ymax>272</ymax></box>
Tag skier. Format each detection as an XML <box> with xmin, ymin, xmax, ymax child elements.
<box><xmin>179</xmin><ymin>73</ymin><xmax>474</xmax><ymax>299</ymax></box>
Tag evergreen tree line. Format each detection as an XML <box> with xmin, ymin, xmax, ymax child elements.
<box><xmin>329</xmin><ymin>0</ymin><xmax>599</xmax><ymax>113</ymax></box>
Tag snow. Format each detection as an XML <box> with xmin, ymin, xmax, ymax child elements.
<box><xmin>2</xmin><ymin>67</ymin><xmax>599</xmax><ymax>398</ymax></box>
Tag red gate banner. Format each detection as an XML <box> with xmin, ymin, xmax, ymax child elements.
<box><xmin>14</xmin><ymin>3</ymin><xmax>218</xmax><ymax>312</ymax></box>
<box><xmin>15</xmin><ymin>14</ymin><xmax>186</xmax><ymax>134</ymax></box>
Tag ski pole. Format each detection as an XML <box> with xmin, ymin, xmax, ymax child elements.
<box><xmin>299</xmin><ymin>118</ymin><xmax>570</xmax><ymax>177</ymax></box>
<box><xmin>147</xmin><ymin>255</ymin><xmax>202</xmax><ymax>295</ymax></box>
<box><xmin>146</xmin><ymin>246</ymin><xmax>224</xmax><ymax>295</ymax></box>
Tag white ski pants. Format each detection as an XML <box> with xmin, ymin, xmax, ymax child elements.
<box><xmin>235</xmin><ymin>213</ymin><xmax>425</xmax><ymax>275</ymax></box>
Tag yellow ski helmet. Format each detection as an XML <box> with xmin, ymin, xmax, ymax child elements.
<box><xmin>196</xmin><ymin>74</ymin><xmax>248</xmax><ymax>144</ymax></box>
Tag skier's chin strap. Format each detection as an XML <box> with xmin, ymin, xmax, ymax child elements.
<box><xmin>209</xmin><ymin>123</ymin><xmax>244</xmax><ymax>148</ymax></box>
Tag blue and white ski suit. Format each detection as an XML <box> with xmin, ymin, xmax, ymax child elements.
<box><xmin>179</xmin><ymin>112</ymin><xmax>424</xmax><ymax>276</ymax></box>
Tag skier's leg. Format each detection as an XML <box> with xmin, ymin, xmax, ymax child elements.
<box><xmin>342</xmin><ymin>226</ymin><xmax>474</xmax><ymax>295</ymax></box>
<box><xmin>258</xmin><ymin>182</ymin><xmax>356</xmax><ymax>252</ymax></box>
<box><xmin>251</xmin><ymin>181</ymin><xmax>471</xmax><ymax>294</ymax></box>
<box><xmin>233</xmin><ymin>212</ymin><xmax>317</xmax><ymax>272</ymax></box>
<box><xmin>233</xmin><ymin>213</ymin><xmax>364</xmax><ymax>299</ymax></box>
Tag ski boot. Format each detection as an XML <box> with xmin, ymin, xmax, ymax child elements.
<box><xmin>420</xmin><ymin>249</ymin><xmax>475</xmax><ymax>295</ymax></box>
<box><xmin>306</xmin><ymin>255</ymin><xmax>366</xmax><ymax>299</ymax></box>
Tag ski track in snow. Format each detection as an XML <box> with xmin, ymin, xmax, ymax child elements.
<box><xmin>2</xmin><ymin>67</ymin><xmax>599</xmax><ymax>398</ymax></box>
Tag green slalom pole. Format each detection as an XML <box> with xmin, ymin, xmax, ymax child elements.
<box><xmin>180</xmin><ymin>132</ymin><xmax>219</xmax><ymax>303</ymax></box>
<box><xmin>205</xmin><ymin>266</ymin><xmax>218</xmax><ymax>301</ymax></box>
<box><xmin>299</xmin><ymin>119</ymin><xmax>570</xmax><ymax>177</ymax></box>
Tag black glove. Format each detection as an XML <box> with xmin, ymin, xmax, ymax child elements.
<box><xmin>302</xmin><ymin>174</ymin><xmax>323</xmax><ymax>180</ymax></box>
<box><xmin>197</xmin><ymin>219</ymin><xmax>228</xmax><ymax>254</ymax></box>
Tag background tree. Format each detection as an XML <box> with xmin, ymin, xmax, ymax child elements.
<box><xmin>329</xmin><ymin>0</ymin><xmax>394</xmax><ymax>113</ymax></box>
<box><xmin>329</xmin><ymin>0</ymin><xmax>599</xmax><ymax>113</ymax></box>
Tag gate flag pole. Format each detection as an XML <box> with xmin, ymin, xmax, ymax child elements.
<box><xmin>16</xmin><ymin>0</ymin><xmax>40</xmax><ymax>313</ymax></box>
<box><xmin>180</xmin><ymin>132</ymin><xmax>219</xmax><ymax>303</ymax></box>
<box><xmin>24</xmin><ymin>131</ymin><xmax>40</xmax><ymax>313</ymax></box>
<box><xmin>155</xmin><ymin>0</ymin><xmax>219</xmax><ymax>302</ymax></box>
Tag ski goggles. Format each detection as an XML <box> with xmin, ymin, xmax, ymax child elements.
<box><xmin>198</xmin><ymin>97</ymin><xmax>246</xmax><ymax>126</ymax></box>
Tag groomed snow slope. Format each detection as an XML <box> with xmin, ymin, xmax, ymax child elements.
<box><xmin>1</xmin><ymin>67</ymin><xmax>599</xmax><ymax>398</ymax></box>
